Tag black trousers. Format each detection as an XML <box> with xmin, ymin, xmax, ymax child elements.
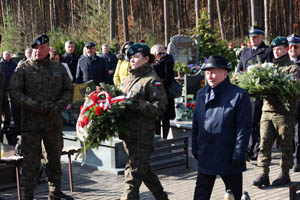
<box><xmin>193</xmin><ymin>172</ymin><xmax>242</xmax><ymax>200</ymax></box>
<box><xmin>249</xmin><ymin>98</ymin><xmax>263</xmax><ymax>153</ymax></box>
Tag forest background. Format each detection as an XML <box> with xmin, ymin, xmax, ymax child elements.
<box><xmin>0</xmin><ymin>0</ymin><xmax>298</xmax><ymax>56</ymax></box>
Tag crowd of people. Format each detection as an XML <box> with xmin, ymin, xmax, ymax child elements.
<box><xmin>2</xmin><ymin>24</ymin><xmax>300</xmax><ymax>200</ymax></box>
<box><xmin>0</xmin><ymin>34</ymin><xmax>177</xmax><ymax>200</ymax></box>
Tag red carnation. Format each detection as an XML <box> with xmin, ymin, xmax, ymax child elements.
<box><xmin>186</xmin><ymin>102</ymin><xmax>191</xmax><ymax>108</ymax></box>
<box><xmin>79</xmin><ymin>121</ymin><xmax>85</xmax><ymax>128</ymax></box>
<box><xmin>91</xmin><ymin>94</ymin><xmax>99</xmax><ymax>103</ymax></box>
<box><xmin>80</xmin><ymin>105</ymin><xmax>84</xmax><ymax>111</ymax></box>
<box><xmin>83</xmin><ymin>116</ymin><xmax>89</xmax><ymax>125</ymax></box>
<box><xmin>192</xmin><ymin>102</ymin><xmax>196</xmax><ymax>110</ymax></box>
<box><xmin>95</xmin><ymin>106</ymin><xmax>103</xmax><ymax>115</ymax></box>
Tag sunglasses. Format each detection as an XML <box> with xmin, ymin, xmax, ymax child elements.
<box><xmin>289</xmin><ymin>45</ymin><xmax>300</xmax><ymax>50</ymax></box>
<box><xmin>158</xmin><ymin>52</ymin><xmax>166</xmax><ymax>56</ymax></box>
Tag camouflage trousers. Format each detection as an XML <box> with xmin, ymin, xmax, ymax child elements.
<box><xmin>21</xmin><ymin>129</ymin><xmax>63</xmax><ymax>197</ymax></box>
<box><xmin>121</xmin><ymin>141</ymin><xmax>169</xmax><ymax>200</ymax></box>
<box><xmin>257</xmin><ymin>112</ymin><xmax>295</xmax><ymax>174</ymax></box>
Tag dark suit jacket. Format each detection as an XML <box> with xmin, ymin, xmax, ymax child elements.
<box><xmin>237</xmin><ymin>42</ymin><xmax>272</xmax><ymax>71</ymax></box>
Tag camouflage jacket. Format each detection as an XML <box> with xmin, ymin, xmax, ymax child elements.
<box><xmin>8</xmin><ymin>58</ymin><xmax>74</xmax><ymax>132</ymax></box>
<box><xmin>119</xmin><ymin>64</ymin><xmax>167</xmax><ymax>146</ymax></box>
<box><xmin>262</xmin><ymin>54</ymin><xmax>300</xmax><ymax>114</ymax></box>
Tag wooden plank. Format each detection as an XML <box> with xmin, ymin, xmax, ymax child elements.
<box><xmin>150</xmin><ymin>151</ymin><xmax>186</xmax><ymax>162</ymax></box>
<box><xmin>152</xmin><ymin>144</ymin><xmax>186</xmax><ymax>154</ymax></box>
<box><xmin>154</xmin><ymin>137</ymin><xmax>187</xmax><ymax>146</ymax></box>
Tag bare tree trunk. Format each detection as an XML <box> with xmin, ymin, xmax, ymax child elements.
<box><xmin>216</xmin><ymin>0</ymin><xmax>225</xmax><ymax>39</ymax></box>
<box><xmin>289</xmin><ymin>0</ymin><xmax>293</xmax><ymax>34</ymax></box>
<box><xmin>248</xmin><ymin>0</ymin><xmax>251</xmax><ymax>27</ymax></box>
<box><xmin>150</xmin><ymin>2</ymin><xmax>155</xmax><ymax>33</ymax></box>
<box><xmin>1</xmin><ymin>0</ymin><xmax>5</xmax><ymax>27</ymax></box>
<box><xmin>175</xmin><ymin>0</ymin><xmax>182</xmax><ymax>34</ymax></box>
<box><xmin>110</xmin><ymin>0</ymin><xmax>116</xmax><ymax>42</ymax></box>
<box><xmin>264</xmin><ymin>0</ymin><xmax>269</xmax><ymax>41</ymax></box>
<box><xmin>164</xmin><ymin>0</ymin><xmax>169</xmax><ymax>46</ymax></box>
<box><xmin>17</xmin><ymin>0</ymin><xmax>24</xmax><ymax>51</ymax></box>
<box><xmin>250</xmin><ymin>0</ymin><xmax>257</xmax><ymax>26</ymax></box>
<box><xmin>232</xmin><ymin>0</ymin><xmax>237</xmax><ymax>39</ymax></box>
<box><xmin>195</xmin><ymin>0</ymin><xmax>200</xmax><ymax>27</ymax></box>
<box><xmin>121</xmin><ymin>0</ymin><xmax>129</xmax><ymax>41</ymax></box>
<box><xmin>207</xmin><ymin>0</ymin><xmax>214</xmax><ymax>29</ymax></box>
<box><xmin>49</xmin><ymin>0</ymin><xmax>54</xmax><ymax>31</ymax></box>
<box><xmin>30</xmin><ymin>0</ymin><xmax>35</xmax><ymax>38</ymax></box>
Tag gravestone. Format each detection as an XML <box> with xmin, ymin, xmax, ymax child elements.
<box><xmin>167</xmin><ymin>35</ymin><xmax>204</xmax><ymax>120</ymax></box>
<box><xmin>167</xmin><ymin>34</ymin><xmax>197</xmax><ymax>64</ymax></box>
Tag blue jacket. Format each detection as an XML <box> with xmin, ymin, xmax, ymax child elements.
<box><xmin>99</xmin><ymin>52</ymin><xmax>118</xmax><ymax>85</ymax></box>
<box><xmin>76</xmin><ymin>55</ymin><xmax>108</xmax><ymax>86</ymax></box>
<box><xmin>192</xmin><ymin>77</ymin><xmax>252</xmax><ymax>175</ymax></box>
<box><xmin>0</xmin><ymin>59</ymin><xmax>17</xmax><ymax>89</ymax></box>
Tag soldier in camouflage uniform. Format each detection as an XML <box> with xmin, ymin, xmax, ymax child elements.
<box><xmin>119</xmin><ymin>43</ymin><xmax>169</xmax><ymax>200</ymax></box>
<box><xmin>8</xmin><ymin>34</ymin><xmax>74</xmax><ymax>200</ymax></box>
<box><xmin>253</xmin><ymin>36</ymin><xmax>300</xmax><ymax>187</ymax></box>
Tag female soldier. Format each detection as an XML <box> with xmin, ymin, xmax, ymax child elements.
<box><xmin>151</xmin><ymin>44</ymin><xmax>176</xmax><ymax>139</ymax></box>
<box><xmin>119</xmin><ymin>43</ymin><xmax>169</xmax><ymax>200</ymax></box>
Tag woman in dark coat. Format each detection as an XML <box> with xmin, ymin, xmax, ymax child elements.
<box><xmin>151</xmin><ymin>44</ymin><xmax>176</xmax><ymax>139</ymax></box>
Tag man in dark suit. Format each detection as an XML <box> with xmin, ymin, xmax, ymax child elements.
<box><xmin>287</xmin><ymin>34</ymin><xmax>300</xmax><ymax>172</ymax></box>
<box><xmin>237</xmin><ymin>26</ymin><xmax>272</xmax><ymax>161</ymax></box>
<box><xmin>76</xmin><ymin>42</ymin><xmax>108</xmax><ymax>86</ymax></box>
<box><xmin>62</xmin><ymin>40</ymin><xmax>79</xmax><ymax>83</ymax></box>
<box><xmin>237</xmin><ymin>26</ymin><xmax>272</xmax><ymax>71</ymax></box>
<box><xmin>192</xmin><ymin>55</ymin><xmax>252</xmax><ymax>200</ymax></box>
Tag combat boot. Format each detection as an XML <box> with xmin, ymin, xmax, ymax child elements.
<box><xmin>48</xmin><ymin>191</ymin><xmax>74</xmax><ymax>200</ymax></box>
<box><xmin>272</xmin><ymin>173</ymin><xmax>291</xmax><ymax>186</ymax></box>
<box><xmin>294</xmin><ymin>163</ymin><xmax>300</xmax><ymax>172</ymax></box>
<box><xmin>253</xmin><ymin>174</ymin><xmax>270</xmax><ymax>187</ymax></box>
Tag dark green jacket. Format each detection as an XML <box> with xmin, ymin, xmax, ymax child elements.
<box><xmin>119</xmin><ymin>64</ymin><xmax>167</xmax><ymax>147</ymax></box>
<box><xmin>9</xmin><ymin>58</ymin><xmax>74</xmax><ymax>132</ymax></box>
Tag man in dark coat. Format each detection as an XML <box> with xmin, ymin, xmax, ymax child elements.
<box><xmin>0</xmin><ymin>51</ymin><xmax>17</xmax><ymax>144</ymax></box>
<box><xmin>99</xmin><ymin>44</ymin><xmax>118</xmax><ymax>85</ymax></box>
<box><xmin>237</xmin><ymin>26</ymin><xmax>272</xmax><ymax>161</ymax></box>
<box><xmin>62</xmin><ymin>40</ymin><xmax>79</xmax><ymax>83</ymax></box>
<box><xmin>76</xmin><ymin>42</ymin><xmax>108</xmax><ymax>86</ymax></box>
<box><xmin>287</xmin><ymin>34</ymin><xmax>300</xmax><ymax>172</ymax></box>
<box><xmin>192</xmin><ymin>55</ymin><xmax>252</xmax><ymax>200</ymax></box>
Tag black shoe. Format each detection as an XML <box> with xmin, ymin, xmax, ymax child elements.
<box><xmin>250</xmin><ymin>153</ymin><xmax>258</xmax><ymax>161</ymax></box>
<box><xmin>272</xmin><ymin>173</ymin><xmax>291</xmax><ymax>186</ymax></box>
<box><xmin>48</xmin><ymin>191</ymin><xmax>74</xmax><ymax>200</ymax></box>
<box><xmin>253</xmin><ymin>174</ymin><xmax>270</xmax><ymax>187</ymax></box>
<box><xmin>294</xmin><ymin>163</ymin><xmax>300</xmax><ymax>172</ymax></box>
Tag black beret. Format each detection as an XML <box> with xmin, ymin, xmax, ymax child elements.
<box><xmin>31</xmin><ymin>34</ymin><xmax>49</xmax><ymax>48</ymax></box>
<box><xmin>85</xmin><ymin>42</ymin><xmax>96</xmax><ymax>48</ymax></box>
<box><xmin>201</xmin><ymin>55</ymin><xmax>232</xmax><ymax>72</ymax></box>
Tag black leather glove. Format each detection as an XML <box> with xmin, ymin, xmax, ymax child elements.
<box><xmin>232</xmin><ymin>159</ymin><xmax>244</xmax><ymax>167</ymax></box>
<box><xmin>47</xmin><ymin>102</ymin><xmax>60</xmax><ymax>114</ymax></box>
<box><xmin>40</xmin><ymin>101</ymin><xmax>50</xmax><ymax>113</ymax></box>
